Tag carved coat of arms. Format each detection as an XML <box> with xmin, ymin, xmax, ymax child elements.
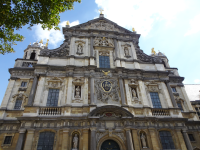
<box><xmin>101</xmin><ymin>81</ymin><xmax>112</xmax><ymax>92</ymax></box>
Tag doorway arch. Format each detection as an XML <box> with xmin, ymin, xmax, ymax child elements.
<box><xmin>101</xmin><ymin>140</ymin><xmax>120</xmax><ymax>150</ymax></box>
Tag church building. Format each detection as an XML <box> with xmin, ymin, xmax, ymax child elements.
<box><xmin>0</xmin><ymin>12</ymin><xmax>200</xmax><ymax>150</ymax></box>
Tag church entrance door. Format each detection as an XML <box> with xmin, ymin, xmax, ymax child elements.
<box><xmin>101</xmin><ymin>140</ymin><xmax>120</xmax><ymax>150</ymax></box>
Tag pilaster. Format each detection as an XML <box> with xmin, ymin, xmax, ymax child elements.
<box><xmin>138</xmin><ymin>80</ymin><xmax>149</xmax><ymax>107</ymax></box>
<box><xmin>125</xmin><ymin>129</ymin><xmax>134</xmax><ymax>150</ymax></box>
<box><xmin>165</xmin><ymin>81</ymin><xmax>178</xmax><ymax>108</ymax></box>
<box><xmin>182</xmin><ymin>129</ymin><xmax>193</xmax><ymax>150</ymax></box>
<box><xmin>176</xmin><ymin>129</ymin><xmax>187</xmax><ymax>150</ymax></box>
<box><xmin>181</xmin><ymin>87</ymin><xmax>194</xmax><ymax>111</ymax></box>
<box><xmin>132</xmin><ymin>129</ymin><xmax>140</xmax><ymax>150</ymax></box>
<box><xmin>149</xmin><ymin>128</ymin><xmax>160</xmax><ymax>150</ymax></box>
<box><xmin>83</xmin><ymin>128</ymin><xmax>89</xmax><ymax>150</ymax></box>
<box><xmin>90</xmin><ymin>77</ymin><xmax>95</xmax><ymax>105</ymax></box>
<box><xmin>119</xmin><ymin>78</ymin><xmax>126</xmax><ymax>105</ymax></box>
<box><xmin>90</xmin><ymin>128</ymin><xmax>96</xmax><ymax>150</ymax></box>
<box><xmin>24</xmin><ymin>129</ymin><xmax>35</xmax><ymax>150</ymax></box>
<box><xmin>62</xmin><ymin>128</ymin><xmax>70</xmax><ymax>150</ymax></box>
<box><xmin>15</xmin><ymin>129</ymin><xmax>26</xmax><ymax>150</ymax></box>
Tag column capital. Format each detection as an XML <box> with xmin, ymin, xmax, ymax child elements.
<box><xmin>63</xmin><ymin>128</ymin><xmax>70</xmax><ymax>132</ymax></box>
<box><xmin>27</xmin><ymin>128</ymin><xmax>35</xmax><ymax>133</ymax></box>
<box><xmin>90</xmin><ymin>127</ymin><xmax>97</xmax><ymax>131</ymax></box>
<box><xmin>19</xmin><ymin>128</ymin><xmax>26</xmax><ymax>133</ymax></box>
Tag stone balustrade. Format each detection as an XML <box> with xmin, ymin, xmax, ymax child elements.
<box><xmin>151</xmin><ymin>108</ymin><xmax>170</xmax><ymax>116</ymax></box>
<box><xmin>22</xmin><ymin>62</ymin><xmax>36</xmax><ymax>67</ymax></box>
<box><xmin>39</xmin><ymin>107</ymin><xmax>62</xmax><ymax>115</ymax></box>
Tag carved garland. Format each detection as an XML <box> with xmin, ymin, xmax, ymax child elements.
<box><xmin>11</xmin><ymin>93</ymin><xmax>28</xmax><ymax>109</ymax></box>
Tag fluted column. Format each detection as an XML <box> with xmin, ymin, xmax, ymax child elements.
<box><xmin>165</xmin><ymin>81</ymin><xmax>178</xmax><ymax>108</ymax></box>
<box><xmin>90</xmin><ymin>128</ymin><xmax>96</xmax><ymax>150</ymax></box>
<box><xmin>27</xmin><ymin>75</ymin><xmax>39</xmax><ymax>106</ymax></box>
<box><xmin>182</xmin><ymin>129</ymin><xmax>193</xmax><ymax>150</ymax></box>
<box><xmin>119</xmin><ymin>78</ymin><xmax>126</xmax><ymax>105</ymax></box>
<box><xmin>62</xmin><ymin>128</ymin><xmax>70</xmax><ymax>150</ymax></box>
<box><xmin>15</xmin><ymin>129</ymin><xmax>26</xmax><ymax>150</ymax></box>
<box><xmin>126</xmin><ymin>129</ymin><xmax>134</xmax><ymax>150</ymax></box>
<box><xmin>90</xmin><ymin>77</ymin><xmax>95</xmax><ymax>105</ymax></box>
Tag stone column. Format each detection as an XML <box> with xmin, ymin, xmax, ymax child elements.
<box><xmin>90</xmin><ymin>77</ymin><xmax>95</xmax><ymax>105</ymax></box>
<box><xmin>132</xmin><ymin>129</ymin><xmax>140</xmax><ymax>150</ymax></box>
<box><xmin>90</xmin><ymin>128</ymin><xmax>96</xmax><ymax>150</ymax></box>
<box><xmin>24</xmin><ymin>129</ymin><xmax>35</xmax><ymax>150</ymax></box>
<box><xmin>114</xmin><ymin>39</ymin><xmax>118</xmax><ymax>58</ymax></box>
<box><xmin>126</xmin><ymin>129</ymin><xmax>134</xmax><ymax>150</ymax></box>
<box><xmin>83</xmin><ymin>128</ymin><xmax>89</xmax><ymax>150</ymax></box>
<box><xmin>119</xmin><ymin>78</ymin><xmax>126</xmax><ymax>105</ymax></box>
<box><xmin>15</xmin><ymin>129</ymin><xmax>26</xmax><ymax>150</ymax></box>
<box><xmin>27</xmin><ymin>76</ymin><xmax>39</xmax><ymax>106</ymax></box>
<box><xmin>62</xmin><ymin>128</ymin><xmax>70</xmax><ymax>150</ymax></box>
<box><xmin>149</xmin><ymin>128</ymin><xmax>160</xmax><ymax>150</ymax></box>
<box><xmin>176</xmin><ymin>129</ymin><xmax>187</xmax><ymax>150</ymax></box>
<box><xmin>165</xmin><ymin>81</ymin><xmax>178</xmax><ymax>108</ymax></box>
<box><xmin>182</xmin><ymin>130</ymin><xmax>193</xmax><ymax>150</ymax></box>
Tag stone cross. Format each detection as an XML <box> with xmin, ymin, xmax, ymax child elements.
<box><xmin>99</xmin><ymin>8</ymin><xmax>104</xmax><ymax>14</ymax></box>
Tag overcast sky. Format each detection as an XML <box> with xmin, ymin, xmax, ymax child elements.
<box><xmin>0</xmin><ymin>0</ymin><xmax>200</xmax><ymax>103</ymax></box>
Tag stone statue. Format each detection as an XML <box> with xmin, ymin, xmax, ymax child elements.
<box><xmin>77</xmin><ymin>44</ymin><xmax>83</xmax><ymax>54</ymax></box>
<box><xmin>75</xmin><ymin>86</ymin><xmax>81</xmax><ymax>98</ymax></box>
<box><xmin>132</xmin><ymin>88</ymin><xmax>137</xmax><ymax>98</ymax></box>
<box><xmin>73</xmin><ymin>134</ymin><xmax>79</xmax><ymax>149</ymax></box>
<box><xmin>141</xmin><ymin>133</ymin><xmax>147</xmax><ymax>148</ymax></box>
<box><xmin>124</xmin><ymin>47</ymin><xmax>129</xmax><ymax>56</ymax></box>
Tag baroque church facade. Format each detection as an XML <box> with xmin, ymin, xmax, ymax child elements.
<box><xmin>0</xmin><ymin>13</ymin><xmax>200</xmax><ymax>150</ymax></box>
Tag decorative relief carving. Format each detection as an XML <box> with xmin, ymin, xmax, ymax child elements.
<box><xmin>84</xmin><ymin>21</ymin><xmax>118</xmax><ymax>31</ymax></box>
<box><xmin>99</xmin><ymin>51</ymin><xmax>109</xmax><ymax>56</ymax></box>
<box><xmin>45</xmin><ymin>77</ymin><xmax>64</xmax><ymax>90</ymax></box>
<box><xmin>113</xmin><ymin>132</ymin><xmax>125</xmax><ymax>142</ymax></box>
<box><xmin>136</xmin><ymin>48</ymin><xmax>162</xmax><ymax>63</ymax></box>
<box><xmin>95</xmin><ymin>79</ymin><xmax>120</xmax><ymax>103</ymax></box>
<box><xmin>11</xmin><ymin>93</ymin><xmax>28</xmax><ymax>109</ymax></box>
<box><xmin>145</xmin><ymin>81</ymin><xmax>161</xmax><ymax>93</ymax></box>
<box><xmin>72</xmin><ymin>77</ymin><xmax>85</xmax><ymax>85</ymax></box>
<box><xmin>96</xmin><ymin>132</ymin><xmax>107</xmax><ymax>142</ymax></box>
<box><xmin>11</xmin><ymin>71</ymin><xmax>34</xmax><ymax>77</ymax></box>
<box><xmin>94</xmin><ymin>37</ymin><xmax>114</xmax><ymax>47</ymax></box>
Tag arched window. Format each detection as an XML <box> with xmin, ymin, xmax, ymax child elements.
<box><xmin>30</xmin><ymin>51</ymin><xmax>36</xmax><ymax>60</ymax></box>
<box><xmin>37</xmin><ymin>132</ymin><xmax>55</xmax><ymax>150</ymax></box>
<box><xmin>159</xmin><ymin>131</ymin><xmax>175</xmax><ymax>149</ymax></box>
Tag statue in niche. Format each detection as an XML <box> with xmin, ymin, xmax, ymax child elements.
<box><xmin>124</xmin><ymin>47</ymin><xmax>129</xmax><ymax>56</ymax></box>
<box><xmin>131</xmin><ymin>88</ymin><xmax>137</xmax><ymax>98</ymax></box>
<box><xmin>75</xmin><ymin>86</ymin><xmax>81</xmax><ymax>98</ymax></box>
<box><xmin>77</xmin><ymin>44</ymin><xmax>83</xmax><ymax>54</ymax></box>
<box><xmin>73</xmin><ymin>134</ymin><xmax>79</xmax><ymax>149</ymax></box>
<box><xmin>141</xmin><ymin>133</ymin><xmax>147</xmax><ymax>148</ymax></box>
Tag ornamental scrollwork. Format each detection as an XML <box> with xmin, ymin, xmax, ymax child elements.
<box><xmin>94</xmin><ymin>37</ymin><xmax>114</xmax><ymax>47</ymax></box>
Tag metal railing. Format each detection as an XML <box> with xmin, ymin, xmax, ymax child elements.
<box><xmin>152</xmin><ymin>108</ymin><xmax>170</xmax><ymax>116</ymax></box>
<box><xmin>39</xmin><ymin>107</ymin><xmax>62</xmax><ymax>115</ymax></box>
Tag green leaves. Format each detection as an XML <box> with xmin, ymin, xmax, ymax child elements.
<box><xmin>0</xmin><ymin>0</ymin><xmax>81</xmax><ymax>54</ymax></box>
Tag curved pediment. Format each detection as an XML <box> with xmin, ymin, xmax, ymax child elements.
<box><xmin>88</xmin><ymin>105</ymin><xmax>134</xmax><ymax>119</ymax></box>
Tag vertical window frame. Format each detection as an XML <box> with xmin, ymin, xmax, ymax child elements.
<box><xmin>159</xmin><ymin>131</ymin><xmax>175</xmax><ymax>149</ymax></box>
<box><xmin>171</xmin><ymin>87</ymin><xmax>177</xmax><ymax>92</ymax></box>
<box><xmin>37</xmin><ymin>132</ymin><xmax>55</xmax><ymax>150</ymax></box>
<box><xmin>150</xmin><ymin>92</ymin><xmax>162</xmax><ymax>108</ymax></box>
<box><xmin>188</xmin><ymin>134</ymin><xmax>195</xmax><ymax>142</ymax></box>
<box><xmin>21</xmin><ymin>81</ymin><xmax>27</xmax><ymax>87</ymax></box>
<box><xmin>46</xmin><ymin>89</ymin><xmax>60</xmax><ymax>107</ymax></box>
<box><xmin>99</xmin><ymin>55</ymin><xmax>110</xmax><ymax>68</ymax></box>
<box><xmin>14</xmin><ymin>99</ymin><xmax>23</xmax><ymax>110</ymax></box>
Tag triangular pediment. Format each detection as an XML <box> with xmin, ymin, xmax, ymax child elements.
<box><xmin>71</xmin><ymin>17</ymin><xmax>132</xmax><ymax>34</ymax></box>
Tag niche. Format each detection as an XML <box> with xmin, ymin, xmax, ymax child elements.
<box><xmin>30</xmin><ymin>51</ymin><xmax>36</xmax><ymax>60</ymax></box>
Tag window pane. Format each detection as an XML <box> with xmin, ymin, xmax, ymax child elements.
<box><xmin>177</xmin><ymin>102</ymin><xmax>183</xmax><ymax>111</ymax></box>
<box><xmin>171</xmin><ymin>87</ymin><xmax>177</xmax><ymax>92</ymax></box>
<box><xmin>37</xmin><ymin>132</ymin><xmax>55</xmax><ymax>150</ymax></box>
<box><xmin>150</xmin><ymin>92</ymin><xmax>162</xmax><ymax>108</ymax></box>
<box><xmin>14</xmin><ymin>99</ymin><xmax>22</xmax><ymax>109</ymax></box>
<box><xmin>99</xmin><ymin>56</ymin><xmax>110</xmax><ymax>68</ymax></box>
<box><xmin>4</xmin><ymin>136</ymin><xmax>12</xmax><ymax>144</ymax></box>
<box><xmin>159</xmin><ymin>131</ymin><xmax>175</xmax><ymax>149</ymax></box>
<box><xmin>188</xmin><ymin>134</ymin><xmax>195</xmax><ymax>141</ymax></box>
<box><xmin>21</xmin><ymin>82</ymin><xmax>27</xmax><ymax>87</ymax></box>
<box><xmin>46</xmin><ymin>89</ymin><xmax>59</xmax><ymax>106</ymax></box>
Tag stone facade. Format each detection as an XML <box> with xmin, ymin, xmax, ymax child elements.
<box><xmin>0</xmin><ymin>14</ymin><xmax>200</xmax><ymax>150</ymax></box>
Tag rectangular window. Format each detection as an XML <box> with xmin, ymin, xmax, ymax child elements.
<box><xmin>21</xmin><ymin>82</ymin><xmax>27</xmax><ymax>87</ymax></box>
<box><xmin>14</xmin><ymin>99</ymin><xmax>22</xmax><ymax>109</ymax></box>
<box><xmin>195</xmin><ymin>107</ymin><xmax>199</xmax><ymax>111</ymax></box>
<box><xmin>99</xmin><ymin>56</ymin><xmax>110</xmax><ymax>68</ymax></box>
<box><xmin>46</xmin><ymin>89</ymin><xmax>59</xmax><ymax>107</ymax></box>
<box><xmin>3</xmin><ymin>136</ymin><xmax>12</xmax><ymax>144</ymax></box>
<box><xmin>171</xmin><ymin>87</ymin><xmax>177</xmax><ymax>92</ymax></box>
<box><xmin>177</xmin><ymin>102</ymin><xmax>183</xmax><ymax>112</ymax></box>
<box><xmin>159</xmin><ymin>131</ymin><xmax>175</xmax><ymax>149</ymax></box>
<box><xmin>150</xmin><ymin>92</ymin><xmax>162</xmax><ymax>108</ymax></box>
<box><xmin>188</xmin><ymin>134</ymin><xmax>195</xmax><ymax>141</ymax></box>
<box><xmin>37</xmin><ymin>132</ymin><xmax>55</xmax><ymax>150</ymax></box>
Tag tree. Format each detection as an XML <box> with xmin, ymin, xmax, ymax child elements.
<box><xmin>0</xmin><ymin>0</ymin><xmax>81</xmax><ymax>54</ymax></box>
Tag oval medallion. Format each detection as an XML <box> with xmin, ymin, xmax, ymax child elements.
<box><xmin>101</xmin><ymin>81</ymin><xmax>112</xmax><ymax>92</ymax></box>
